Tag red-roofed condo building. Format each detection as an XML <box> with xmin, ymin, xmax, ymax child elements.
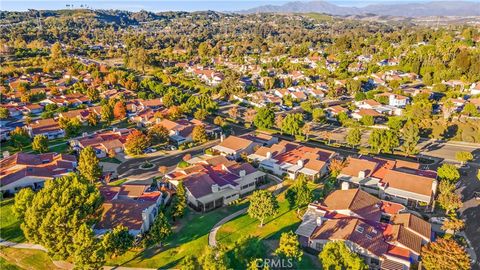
<box><xmin>165</xmin><ymin>155</ymin><xmax>266</xmax><ymax>212</ymax></box>
<box><xmin>0</xmin><ymin>152</ymin><xmax>77</xmax><ymax>194</ymax></box>
<box><xmin>295</xmin><ymin>188</ymin><xmax>432</xmax><ymax>270</ymax></box>
<box><xmin>337</xmin><ymin>157</ymin><xmax>438</xmax><ymax>212</ymax></box>
<box><xmin>248</xmin><ymin>140</ymin><xmax>335</xmax><ymax>180</ymax></box>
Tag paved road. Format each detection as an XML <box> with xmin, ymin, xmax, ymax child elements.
<box><xmin>117</xmin><ymin>140</ymin><xmax>220</xmax><ymax>179</ymax></box>
<box><xmin>208</xmin><ymin>174</ymin><xmax>284</xmax><ymax>247</ymax></box>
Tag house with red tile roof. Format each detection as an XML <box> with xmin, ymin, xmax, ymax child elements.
<box><xmin>26</xmin><ymin>118</ymin><xmax>65</xmax><ymax>139</ymax></box>
<box><xmin>248</xmin><ymin>140</ymin><xmax>335</xmax><ymax>180</ymax></box>
<box><xmin>70</xmin><ymin>128</ymin><xmax>132</xmax><ymax>157</ymax></box>
<box><xmin>0</xmin><ymin>152</ymin><xmax>77</xmax><ymax>194</ymax></box>
<box><xmin>295</xmin><ymin>188</ymin><xmax>431</xmax><ymax>270</ymax></box>
<box><xmin>157</xmin><ymin>118</ymin><xmax>221</xmax><ymax>145</ymax></box>
<box><xmin>95</xmin><ymin>183</ymin><xmax>164</xmax><ymax>236</ymax></box>
<box><xmin>337</xmin><ymin>157</ymin><xmax>438</xmax><ymax>211</ymax></box>
<box><xmin>165</xmin><ymin>155</ymin><xmax>266</xmax><ymax>212</ymax></box>
<box><xmin>58</xmin><ymin>106</ymin><xmax>102</xmax><ymax>124</ymax></box>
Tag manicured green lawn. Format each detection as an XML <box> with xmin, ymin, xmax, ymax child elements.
<box><xmin>0</xmin><ymin>256</ymin><xmax>22</xmax><ymax>270</ymax></box>
<box><xmin>100</xmin><ymin>157</ymin><xmax>122</xmax><ymax>164</ymax></box>
<box><xmin>105</xmin><ymin>201</ymin><xmax>248</xmax><ymax>269</ymax></box>
<box><xmin>107</xmin><ymin>178</ymin><xmax>128</xmax><ymax>187</ymax></box>
<box><xmin>217</xmin><ymin>187</ymin><xmax>323</xmax><ymax>269</ymax></box>
<box><xmin>0</xmin><ymin>199</ymin><xmax>25</xmax><ymax>243</ymax></box>
<box><xmin>0</xmin><ymin>247</ymin><xmax>60</xmax><ymax>270</ymax></box>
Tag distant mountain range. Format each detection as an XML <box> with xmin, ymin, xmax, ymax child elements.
<box><xmin>240</xmin><ymin>1</ymin><xmax>480</xmax><ymax>17</ymax></box>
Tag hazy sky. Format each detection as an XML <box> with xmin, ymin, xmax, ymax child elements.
<box><xmin>1</xmin><ymin>0</ymin><xmax>479</xmax><ymax>12</ymax></box>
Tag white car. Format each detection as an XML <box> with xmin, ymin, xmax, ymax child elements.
<box><xmin>429</xmin><ymin>217</ymin><xmax>448</xmax><ymax>225</ymax></box>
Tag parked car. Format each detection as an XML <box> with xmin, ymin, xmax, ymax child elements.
<box><xmin>144</xmin><ymin>147</ymin><xmax>157</xmax><ymax>154</ymax></box>
<box><xmin>429</xmin><ymin>216</ymin><xmax>448</xmax><ymax>225</ymax></box>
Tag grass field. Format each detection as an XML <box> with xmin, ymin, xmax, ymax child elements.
<box><xmin>0</xmin><ymin>247</ymin><xmax>60</xmax><ymax>270</ymax></box>
<box><xmin>216</xmin><ymin>190</ymin><xmax>321</xmax><ymax>269</ymax></box>
<box><xmin>0</xmin><ymin>199</ymin><xmax>25</xmax><ymax>243</ymax></box>
<box><xmin>105</xmin><ymin>201</ymin><xmax>248</xmax><ymax>269</ymax></box>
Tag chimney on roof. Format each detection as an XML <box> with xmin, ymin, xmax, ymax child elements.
<box><xmin>220</xmin><ymin>133</ymin><xmax>225</xmax><ymax>142</ymax></box>
<box><xmin>297</xmin><ymin>159</ymin><xmax>304</xmax><ymax>168</ymax></box>
<box><xmin>358</xmin><ymin>170</ymin><xmax>366</xmax><ymax>179</ymax></box>
<box><xmin>266</xmin><ymin>151</ymin><xmax>272</xmax><ymax>159</ymax></box>
<box><xmin>212</xmin><ymin>184</ymin><xmax>219</xmax><ymax>193</ymax></box>
<box><xmin>316</xmin><ymin>217</ymin><xmax>323</xmax><ymax>226</ymax></box>
<box><xmin>239</xmin><ymin>170</ymin><xmax>246</xmax><ymax>177</ymax></box>
<box><xmin>2</xmin><ymin>151</ymin><xmax>10</xmax><ymax>158</ymax></box>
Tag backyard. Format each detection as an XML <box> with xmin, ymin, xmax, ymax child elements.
<box><xmin>216</xmin><ymin>187</ymin><xmax>322</xmax><ymax>269</ymax></box>
<box><xmin>105</xmin><ymin>201</ymin><xmax>249</xmax><ymax>269</ymax></box>
<box><xmin>0</xmin><ymin>247</ymin><xmax>59</xmax><ymax>270</ymax></box>
<box><xmin>0</xmin><ymin>199</ymin><xmax>25</xmax><ymax>243</ymax></box>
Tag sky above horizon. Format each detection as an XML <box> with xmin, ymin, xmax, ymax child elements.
<box><xmin>3</xmin><ymin>0</ymin><xmax>477</xmax><ymax>12</ymax></box>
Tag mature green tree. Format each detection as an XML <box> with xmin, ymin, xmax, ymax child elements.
<box><xmin>180</xmin><ymin>255</ymin><xmax>200</xmax><ymax>270</ymax></box>
<box><xmin>78</xmin><ymin>146</ymin><xmax>102</xmax><ymax>183</ymax></box>
<box><xmin>275</xmin><ymin>231</ymin><xmax>303</xmax><ymax>262</ymax></box>
<box><xmin>125</xmin><ymin>130</ymin><xmax>151</xmax><ymax>156</ymax></box>
<box><xmin>286</xmin><ymin>175</ymin><xmax>312</xmax><ymax>210</ymax></box>
<box><xmin>437</xmin><ymin>164</ymin><xmax>460</xmax><ymax>183</ymax></box>
<box><xmin>254</xmin><ymin>107</ymin><xmax>275</xmax><ymax>129</ymax></box>
<box><xmin>192</xmin><ymin>125</ymin><xmax>208</xmax><ymax>143</ymax></box>
<box><xmin>145</xmin><ymin>212</ymin><xmax>171</xmax><ymax>247</ymax></box>
<box><xmin>312</xmin><ymin>108</ymin><xmax>326</xmax><ymax>123</ymax></box>
<box><xmin>455</xmin><ymin>151</ymin><xmax>473</xmax><ymax>165</ymax></box>
<box><xmin>368</xmin><ymin>129</ymin><xmax>383</xmax><ymax>153</ymax></box>
<box><xmin>171</xmin><ymin>181</ymin><xmax>187</xmax><ymax>220</ymax></box>
<box><xmin>387</xmin><ymin>116</ymin><xmax>404</xmax><ymax>132</ymax></box>
<box><xmin>319</xmin><ymin>241</ymin><xmax>367</xmax><ymax>270</ymax></box>
<box><xmin>232</xmin><ymin>236</ymin><xmax>266</xmax><ymax>267</ymax></box>
<box><xmin>148</xmin><ymin>124</ymin><xmax>169</xmax><ymax>144</ymax></box>
<box><xmin>381</xmin><ymin>130</ymin><xmax>400</xmax><ymax>154</ymax></box>
<box><xmin>346</xmin><ymin>128</ymin><xmax>361</xmax><ymax>148</ymax></box>
<box><xmin>194</xmin><ymin>109</ymin><xmax>208</xmax><ymax>120</ymax></box>
<box><xmin>248</xmin><ymin>190</ymin><xmax>279</xmax><ymax>227</ymax></box>
<box><xmin>73</xmin><ymin>223</ymin><xmax>105</xmax><ymax>269</ymax></box>
<box><xmin>401</xmin><ymin>120</ymin><xmax>420</xmax><ymax>156</ymax></box>
<box><xmin>462</xmin><ymin>103</ymin><xmax>479</xmax><ymax>117</ymax></box>
<box><xmin>21</xmin><ymin>174</ymin><xmax>102</xmax><ymax>259</ymax></box>
<box><xmin>13</xmin><ymin>188</ymin><xmax>35</xmax><ymax>220</ymax></box>
<box><xmin>200</xmin><ymin>246</ymin><xmax>229</xmax><ymax>270</ymax></box>
<box><xmin>32</xmin><ymin>135</ymin><xmax>49</xmax><ymax>153</ymax></box>
<box><xmin>0</xmin><ymin>107</ymin><xmax>10</xmax><ymax>119</ymax></box>
<box><xmin>437</xmin><ymin>191</ymin><xmax>463</xmax><ymax>215</ymax></box>
<box><xmin>101</xmin><ymin>104</ymin><xmax>114</xmax><ymax>124</ymax></box>
<box><xmin>421</xmin><ymin>238</ymin><xmax>470</xmax><ymax>270</ymax></box>
<box><xmin>102</xmin><ymin>225</ymin><xmax>134</xmax><ymax>258</ymax></box>
<box><xmin>281</xmin><ymin>113</ymin><xmax>304</xmax><ymax>136</ymax></box>
<box><xmin>361</xmin><ymin>115</ymin><xmax>374</xmax><ymax>126</ymax></box>
<box><xmin>10</xmin><ymin>127</ymin><xmax>30</xmax><ymax>150</ymax></box>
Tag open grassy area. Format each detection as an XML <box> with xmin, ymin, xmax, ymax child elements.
<box><xmin>0</xmin><ymin>199</ymin><xmax>25</xmax><ymax>243</ymax></box>
<box><xmin>105</xmin><ymin>201</ymin><xmax>248</xmax><ymax>269</ymax></box>
<box><xmin>100</xmin><ymin>157</ymin><xmax>122</xmax><ymax>164</ymax></box>
<box><xmin>216</xmin><ymin>186</ymin><xmax>323</xmax><ymax>269</ymax></box>
<box><xmin>107</xmin><ymin>178</ymin><xmax>128</xmax><ymax>187</ymax></box>
<box><xmin>0</xmin><ymin>247</ymin><xmax>60</xmax><ymax>270</ymax></box>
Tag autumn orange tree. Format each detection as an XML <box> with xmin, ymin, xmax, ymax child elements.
<box><xmin>113</xmin><ymin>101</ymin><xmax>127</xmax><ymax>120</ymax></box>
<box><xmin>125</xmin><ymin>130</ymin><xmax>151</xmax><ymax>156</ymax></box>
<box><xmin>421</xmin><ymin>238</ymin><xmax>470</xmax><ymax>270</ymax></box>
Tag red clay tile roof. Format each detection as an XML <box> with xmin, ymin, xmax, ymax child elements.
<box><xmin>381</xmin><ymin>170</ymin><xmax>435</xmax><ymax>197</ymax></box>
<box><xmin>96</xmin><ymin>200</ymin><xmax>154</xmax><ymax>230</ymax></box>
<box><xmin>340</xmin><ymin>157</ymin><xmax>379</xmax><ymax>178</ymax></box>
<box><xmin>217</xmin><ymin>135</ymin><xmax>254</xmax><ymax>152</ymax></box>
<box><xmin>392</xmin><ymin>213</ymin><xmax>431</xmax><ymax>240</ymax></box>
<box><xmin>323</xmin><ymin>189</ymin><xmax>382</xmax><ymax>221</ymax></box>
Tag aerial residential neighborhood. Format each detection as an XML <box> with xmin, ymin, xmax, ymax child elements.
<box><xmin>0</xmin><ymin>1</ymin><xmax>479</xmax><ymax>270</ymax></box>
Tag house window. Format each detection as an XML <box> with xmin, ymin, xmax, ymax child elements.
<box><xmin>370</xmin><ymin>258</ymin><xmax>380</xmax><ymax>266</ymax></box>
<box><xmin>315</xmin><ymin>242</ymin><xmax>323</xmax><ymax>250</ymax></box>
